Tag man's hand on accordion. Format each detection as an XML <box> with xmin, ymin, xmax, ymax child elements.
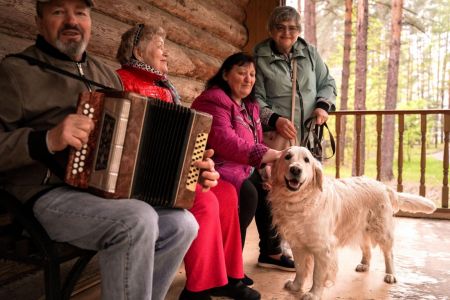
<box><xmin>47</xmin><ymin>114</ymin><xmax>94</xmax><ymax>152</ymax></box>
<box><xmin>195</xmin><ymin>149</ymin><xmax>220</xmax><ymax>192</ymax></box>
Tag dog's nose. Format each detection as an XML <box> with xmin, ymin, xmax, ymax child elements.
<box><xmin>290</xmin><ymin>166</ymin><xmax>301</xmax><ymax>176</ymax></box>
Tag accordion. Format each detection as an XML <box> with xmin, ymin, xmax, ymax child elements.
<box><xmin>64</xmin><ymin>91</ymin><xmax>212</xmax><ymax>209</ymax></box>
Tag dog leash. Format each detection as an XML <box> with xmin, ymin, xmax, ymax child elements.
<box><xmin>302</xmin><ymin>117</ymin><xmax>336</xmax><ymax>160</ymax></box>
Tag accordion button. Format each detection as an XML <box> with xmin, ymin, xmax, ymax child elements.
<box><xmin>78</xmin><ymin>167</ymin><xmax>84</xmax><ymax>172</ymax></box>
<box><xmin>75</xmin><ymin>151</ymin><xmax>81</xmax><ymax>157</ymax></box>
<box><xmin>74</xmin><ymin>157</ymin><xmax>80</xmax><ymax>163</ymax></box>
<box><xmin>82</xmin><ymin>149</ymin><xmax>87</xmax><ymax>155</ymax></box>
<box><xmin>89</xmin><ymin>107</ymin><xmax>95</xmax><ymax>113</ymax></box>
<box><xmin>88</xmin><ymin>113</ymin><xmax>94</xmax><ymax>118</ymax></box>
<box><xmin>84</xmin><ymin>103</ymin><xmax>90</xmax><ymax>109</ymax></box>
<box><xmin>83</xmin><ymin>144</ymin><xmax>88</xmax><ymax>149</ymax></box>
<box><xmin>72</xmin><ymin>169</ymin><xmax>78</xmax><ymax>175</ymax></box>
<box><xmin>73</xmin><ymin>163</ymin><xmax>79</xmax><ymax>168</ymax></box>
<box><xmin>80</xmin><ymin>161</ymin><xmax>85</xmax><ymax>167</ymax></box>
<box><xmin>83</xmin><ymin>109</ymin><xmax>89</xmax><ymax>115</ymax></box>
<box><xmin>81</xmin><ymin>155</ymin><xmax>86</xmax><ymax>161</ymax></box>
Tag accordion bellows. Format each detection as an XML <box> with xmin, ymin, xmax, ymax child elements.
<box><xmin>65</xmin><ymin>91</ymin><xmax>212</xmax><ymax>209</ymax></box>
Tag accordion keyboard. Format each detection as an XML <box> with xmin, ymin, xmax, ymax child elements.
<box><xmin>70</xmin><ymin>102</ymin><xmax>95</xmax><ymax>176</ymax></box>
<box><xmin>186</xmin><ymin>132</ymin><xmax>209</xmax><ymax>191</ymax></box>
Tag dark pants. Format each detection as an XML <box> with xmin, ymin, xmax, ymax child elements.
<box><xmin>238</xmin><ymin>170</ymin><xmax>281</xmax><ymax>256</ymax></box>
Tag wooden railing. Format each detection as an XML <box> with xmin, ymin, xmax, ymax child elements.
<box><xmin>328</xmin><ymin>109</ymin><xmax>450</xmax><ymax>219</ymax></box>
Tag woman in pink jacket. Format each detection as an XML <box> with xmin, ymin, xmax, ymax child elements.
<box><xmin>116</xmin><ymin>25</ymin><xmax>260</xmax><ymax>300</ymax></box>
<box><xmin>191</xmin><ymin>52</ymin><xmax>294</xmax><ymax>286</ymax></box>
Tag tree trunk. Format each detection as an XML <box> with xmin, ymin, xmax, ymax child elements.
<box><xmin>439</xmin><ymin>31</ymin><xmax>449</xmax><ymax>143</ymax></box>
<box><xmin>352</xmin><ymin>0</ymin><xmax>368</xmax><ymax>176</ymax></box>
<box><xmin>419</xmin><ymin>40</ymin><xmax>425</xmax><ymax>99</ymax></box>
<box><xmin>339</xmin><ymin>0</ymin><xmax>353</xmax><ymax>165</ymax></box>
<box><xmin>380</xmin><ymin>0</ymin><xmax>403</xmax><ymax>181</ymax></box>
<box><xmin>436</xmin><ymin>32</ymin><xmax>442</xmax><ymax>107</ymax></box>
<box><xmin>406</xmin><ymin>29</ymin><xmax>412</xmax><ymax>103</ymax></box>
<box><xmin>440</xmin><ymin>31</ymin><xmax>449</xmax><ymax>109</ymax></box>
<box><xmin>412</xmin><ymin>37</ymin><xmax>418</xmax><ymax>101</ymax></box>
<box><xmin>448</xmin><ymin>68</ymin><xmax>450</xmax><ymax>109</ymax></box>
<box><xmin>304</xmin><ymin>0</ymin><xmax>317</xmax><ymax>46</ymax></box>
<box><xmin>428</xmin><ymin>42</ymin><xmax>432</xmax><ymax>104</ymax></box>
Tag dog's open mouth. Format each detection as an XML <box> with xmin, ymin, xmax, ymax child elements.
<box><xmin>285</xmin><ymin>177</ymin><xmax>301</xmax><ymax>191</ymax></box>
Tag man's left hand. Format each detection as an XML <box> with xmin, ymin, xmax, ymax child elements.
<box><xmin>194</xmin><ymin>149</ymin><xmax>219</xmax><ymax>191</ymax></box>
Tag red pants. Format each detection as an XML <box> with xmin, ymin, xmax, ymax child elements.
<box><xmin>184</xmin><ymin>179</ymin><xmax>244</xmax><ymax>291</ymax></box>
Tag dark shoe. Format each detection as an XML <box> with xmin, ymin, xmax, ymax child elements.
<box><xmin>179</xmin><ymin>288</ymin><xmax>212</xmax><ymax>300</ymax></box>
<box><xmin>257</xmin><ymin>254</ymin><xmax>295</xmax><ymax>271</ymax></box>
<box><xmin>242</xmin><ymin>274</ymin><xmax>254</xmax><ymax>287</ymax></box>
<box><xmin>210</xmin><ymin>281</ymin><xmax>261</xmax><ymax>300</ymax></box>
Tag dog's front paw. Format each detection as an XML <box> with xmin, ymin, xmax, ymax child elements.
<box><xmin>301</xmin><ymin>292</ymin><xmax>319</xmax><ymax>300</ymax></box>
<box><xmin>355</xmin><ymin>263</ymin><xmax>370</xmax><ymax>272</ymax></box>
<box><xmin>284</xmin><ymin>280</ymin><xmax>300</xmax><ymax>292</ymax></box>
<box><xmin>384</xmin><ymin>274</ymin><xmax>397</xmax><ymax>284</ymax></box>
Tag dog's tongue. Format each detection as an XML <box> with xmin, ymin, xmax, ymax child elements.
<box><xmin>289</xmin><ymin>179</ymin><xmax>300</xmax><ymax>187</ymax></box>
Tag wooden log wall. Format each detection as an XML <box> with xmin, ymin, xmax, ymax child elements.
<box><xmin>0</xmin><ymin>0</ymin><xmax>250</xmax><ymax>105</ymax></box>
<box><xmin>0</xmin><ymin>0</ymin><xmax>252</xmax><ymax>297</ymax></box>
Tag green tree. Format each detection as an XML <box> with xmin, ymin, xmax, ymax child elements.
<box><xmin>380</xmin><ymin>0</ymin><xmax>404</xmax><ymax>181</ymax></box>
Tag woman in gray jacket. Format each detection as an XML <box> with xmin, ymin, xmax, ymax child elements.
<box><xmin>244</xmin><ymin>5</ymin><xmax>337</xmax><ymax>284</ymax></box>
<box><xmin>254</xmin><ymin>6</ymin><xmax>337</xmax><ymax>143</ymax></box>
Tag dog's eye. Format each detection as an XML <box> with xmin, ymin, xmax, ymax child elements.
<box><xmin>285</xmin><ymin>153</ymin><xmax>292</xmax><ymax>160</ymax></box>
<box><xmin>304</xmin><ymin>157</ymin><xmax>310</xmax><ymax>163</ymax></box>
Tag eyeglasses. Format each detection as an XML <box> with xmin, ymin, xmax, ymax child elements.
<box><xmin>274</xmin><ymin>24</ymin><xmax>300</xmax><ymax>33</ymax></box>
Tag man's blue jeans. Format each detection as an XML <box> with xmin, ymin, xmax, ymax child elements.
<box><xmin>33</xmin><ymin>186</ymin><xmax>198</xmax><ymax>300</ymax></box>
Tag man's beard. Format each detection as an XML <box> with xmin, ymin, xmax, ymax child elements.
<box><xmin>55</xmin><ymin>25</ymin><xmax>88</xmax><ymax>59</ymax></box>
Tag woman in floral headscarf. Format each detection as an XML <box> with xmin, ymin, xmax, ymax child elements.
<box><xmin>116</xmin><ymin>24</ymin><xmax>261</xmax><ymax>300</ymax></box>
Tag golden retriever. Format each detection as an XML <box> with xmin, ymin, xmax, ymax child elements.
<box><xmin>268</xmin><ymin>146</ymin><xmax>437</xmax><ymax>300</ymax></box>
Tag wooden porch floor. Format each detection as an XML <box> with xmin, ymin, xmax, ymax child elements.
<box><xmin>74</xmin><ymin>217</ymin><xmax>450</xmax><ymax>300</ymax></box>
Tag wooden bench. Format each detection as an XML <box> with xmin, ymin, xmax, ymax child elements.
<box><xmin>0</xmin><ymin>189</ymin><xmax>96</xmax><ymax>300</ymax></box>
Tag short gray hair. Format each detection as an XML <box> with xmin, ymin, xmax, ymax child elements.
<box><xmin>268</xmin><ymin>6</ymin><xmax>301</xmax><ymax>32</ymax></box>
<box><xmin>116</xmin><ymin>23</ymin><xmax>166</xmax><ymax>65</ymax></box>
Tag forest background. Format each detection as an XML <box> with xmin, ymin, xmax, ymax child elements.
<box><xmin>286</xmin><ymin>0</ymin><xmax>450</xmax><ymax>205</ymax></box>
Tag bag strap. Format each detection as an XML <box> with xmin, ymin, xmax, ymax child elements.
<box><xmin>6</xmin><ymin>53</ymin><xmax>116</xmax><ymax>91</ymax></box>
<box><xmin>302</xmin><ymin>117</ymin><xmax>336</xmax><ymax>160</ymax></box>
<box><xmin>290</xmin><ymin>58</ymin><xmax>297</xmax><ymax>123</ymax></box>
<box><xmin>288</xmin><ymin>59</ymin><xmax>298</xmax><ymax>146</ymax></box>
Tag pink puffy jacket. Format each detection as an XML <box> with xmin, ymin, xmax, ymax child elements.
<box><xmin>191</xmin><ymin>87</ymin><xmax>268</xmax><ymax>192</ymax></box>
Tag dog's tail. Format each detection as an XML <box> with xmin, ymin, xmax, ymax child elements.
<box><xmin>394</xmin><ymin>192</ymin><xmax>437</xmax><ymax>214</ymax></box>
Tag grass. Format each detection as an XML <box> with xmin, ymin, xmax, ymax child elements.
<box><xmin>323</xmin><ymin>154</ymin><xmax>443</xmax><ymax>185</ymax></box>
<box><xmin>323</xmin><ymin>144</ymin><xmax>445</xmax><ymax>184</ymax></box>
<box><xmin>321</xmin><ymin>144</ymin><xmax>448</xmax><ymax>207</ymax></box>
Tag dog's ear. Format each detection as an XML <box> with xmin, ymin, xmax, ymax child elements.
<box><xmin>313</xmin><ymin>159</ymin><xmax>324</xmax><ymax>192</ymax></box>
